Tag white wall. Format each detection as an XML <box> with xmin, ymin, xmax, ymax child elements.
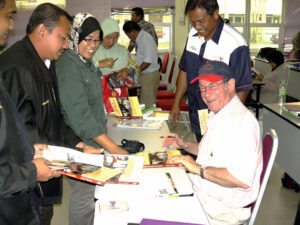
<box><xmin>7</xmin><ymin>0</ymin><xmax>111</xmax><ymax>48</ymax></box>
<box><xmin>174</xmin><ymin>0</ymin><xmax>189</xmax><ymax>59</ymax></box>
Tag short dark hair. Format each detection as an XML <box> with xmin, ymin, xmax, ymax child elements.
<box><xmin>132</xmin><ymin>7</ymin><xmax>144</xmax><ymax>19</ymax></box>
<box><xmin>267</xmin><ymin>50</ymin><xmax>284</xmax><ymax>70</ymax></box>
<box><xmin>123</xmin><ymin>21</ymin><xmax>141</xmax><ymax>33</ymax></box>
<box><xmin>26</xmin><ymin>3</ymin><xmax>72</xmax><ymax>34</ymax></box>
<box><xmin>0</xmin><ymin>0</ymin><xmax>5</xmax><ymax>10</ymax></box>
<box><xmin>185</xmin><ymin>0</ymin><xmax>219</xmax><ymax>16</ymax></box>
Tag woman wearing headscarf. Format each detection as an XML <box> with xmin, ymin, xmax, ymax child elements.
<box><xmin>92</xmin><ymin>18</ymin><xmax>132</xmax><ymax>113</ymax></box>
<box><xmin>56</xmin><ymin>13</ymin><xmax>128</xmax><ymax>225</ymax></box>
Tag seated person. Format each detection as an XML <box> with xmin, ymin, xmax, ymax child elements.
<box><xmin>256</xmin><ymin>50</ymin><xmax>289</xmax><ymax>104</ymax></box>
<box><xmin>162</xmin><ymin>61</ymin><xmax>262</xmax><ymax>225</ymax></box>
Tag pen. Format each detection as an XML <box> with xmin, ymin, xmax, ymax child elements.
<box><xmin>168</xmin><ymin>193</ymin><xmax>194</xmax><ymax>198</ymax></box>
<box><xmin>160</xmin><ymin>136</ymin><xmax>176</xmax><ymax>138</ymax></box>
<box><xmin>114</xmin><ymin>58</ymin><xmax>118</xmax><ymax>62</ymax></box>
<box><xmin>165</xmin><ymin>172</ymin><xmax>178</xmax><ymax>194</ymax></box>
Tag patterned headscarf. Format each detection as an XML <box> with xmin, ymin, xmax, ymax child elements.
<box><xmin>69</xmin><ymin>13</ymin><xmax>100</xmax><ymax>62</ymax></box>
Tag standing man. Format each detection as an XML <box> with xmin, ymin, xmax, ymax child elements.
<box><xmin>0</xmin><ymin>0</ymin><xmax>60</xmax><ymax>224</ymax></box>
<box><xmin>170</xmin><ymin>0</ymin><xmax>252</xmax><ymax>141</ymax></box>
<box><xmin>0</xmin><ymin>3</ymin><xmax>101</xmax><ymax>225</ymax></box>
<box><xmin>128</xmin><ymin>7</ymin><xmax>158</xmax><ymax>52</ymax></box>
<box><xmin>123</xmin><ymin>21</ymin><xmax>160</xmax><ymax>108</ymax></box>
<box><xmin>163</xmin><ymin>61</ymin><xmax>262</xmax><ymax>225</ymax></box>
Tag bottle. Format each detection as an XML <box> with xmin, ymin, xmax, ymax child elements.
<box><xmin>279</xmin><ymin>80</ymin><xmax>287</xmax><ymax>106</ymax></box>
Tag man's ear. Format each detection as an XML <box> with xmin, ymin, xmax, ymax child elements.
<box><xmin>213</xmin><ymin>9</ymin><xmax>219</xmax><ymax>20</ymax></box>
<box><xmin>36</xmin><ymin>24</ymin><xmax>49</xmax><ymax>38</ymax></box>
<box><xmin>227</xmin><ymin>78</ymin><xmax>236</xmax><ymax>93</ymax></box>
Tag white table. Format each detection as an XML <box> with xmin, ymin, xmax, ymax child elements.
<box><xmin>93</xmin><ymin>117</ymin><xmax>210</xmax><ymax>225</ymax></box>
<box><xmin>106</xmin><ymin>117</ymin><xmax>172</xmax><ymax>151</ymax></box>
<box><xmin>262</xmin><ymin>104</ymin><xmax>300</xmax><ymax>183</ymax></box>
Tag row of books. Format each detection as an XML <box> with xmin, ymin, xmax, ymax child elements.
<box><xmin>109</xmin><ymin>96</ymin><xmax>169</xmax><ymax>121</ymax></box>
<box><xmin>43</xmin><ymin>145</ymin><xmax>183</xmax><ymax>186</ymax></box>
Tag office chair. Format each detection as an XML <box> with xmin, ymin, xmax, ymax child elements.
<box><xmin>245</xmin><ymin>129</ymin><xmax>278</xmax><ymax>225</ymax></box>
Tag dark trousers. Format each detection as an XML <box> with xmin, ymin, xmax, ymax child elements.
<box><xmin>294</xmin><ymin>200</ymin><xmax>300</xmax><ymax>225</ymax></box>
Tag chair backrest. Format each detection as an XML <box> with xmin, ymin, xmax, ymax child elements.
<box><xmin>247</xmin><ymin>129</ymin><xmax>278</xmax><ymax>225</ymax></box>
<box><xmin>161</xmin><ymin>52</ymin><xmax>169</xmax><ymax>74</ymax></box>
<box><xmin>167</xmin><ymin>58</ymin><xmax>176</xmax><ymax>84</ymax></box>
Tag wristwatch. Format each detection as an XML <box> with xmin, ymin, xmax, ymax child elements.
<box><xmin>200</xmin><ymin>165</ymin><xmax>208</xmax><ymax>179</ymax></box>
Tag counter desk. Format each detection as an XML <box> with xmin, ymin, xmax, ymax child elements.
<box><xmin>262</xmin><ymin>104</ymin><xmax>300</xmax><ymax>184</ymax></box>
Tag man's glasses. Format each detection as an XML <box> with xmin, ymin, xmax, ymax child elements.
<box><xmin>84</xmin><ymin>38</ymin><xmax>101</xmax><ymax>45</ymax></box>
<box><xmin>198</xmin><ymin>80</ymin><xmax>226</xmax><ymax>93</ymax></box>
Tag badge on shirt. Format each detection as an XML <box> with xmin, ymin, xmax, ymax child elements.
<box><xmin>198</xmin><ymin>109</ymin><xmax>208</xmax><ymax>135</ymax></box>
<box><xmin>0</xmin><ymin>105</ymin><xmax>3</xmax><ymax>110</ymax></box>
<box><xmin>186</xmin><ymin>35</ymin><xmax>203</xmax><ymax>55</ymax></box>
<box><xmin>42</xmin><ymin>100</ymin><xmax>49</xmax><ymax>106</ymax></box>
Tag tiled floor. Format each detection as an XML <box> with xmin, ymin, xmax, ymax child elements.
<box><xmin>52</xmin><ymin>116</ymin><xmax>300</xmax><ymax>225</ymax></box>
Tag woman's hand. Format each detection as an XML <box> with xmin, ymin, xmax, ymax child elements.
<box><xmin>98</xmin><ymin>58</ymin><xmax>115</xmax><ymax>69</ymax></box>
<box><xmin>117</xmin><ymin>68</ymin><xmax>130</xmax><ymax>81</ymax></box>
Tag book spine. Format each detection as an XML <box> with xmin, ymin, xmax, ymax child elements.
<box><xmin>58</xmin><ymin>171</ymin><xmax>105</xmax><ymax>186</ymax></box>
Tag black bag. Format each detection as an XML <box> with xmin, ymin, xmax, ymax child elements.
<box><xmin>119</xmin><ymin>139</ymin><xmax>145</xmax><ymax>154</ymax></box>
<box><xmin>281</xmin><ymin>172</ymin><xmax>300</xmax><ymax>192</ymax></box>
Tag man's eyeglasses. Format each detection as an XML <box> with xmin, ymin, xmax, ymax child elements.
<box><xmin>84</xmin><ymin>38</ymin><xmax>101</xmax><ymax>45</ymax></box>
<box><xmin>198</xmin><ymin>80</ymin><xmax>226</xmax><ymax>93</ymax></box>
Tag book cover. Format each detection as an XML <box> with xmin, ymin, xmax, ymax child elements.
<box><xmin>109</xmin><ymin>96</ymin><xmax>143</xmax><ymax>119</ymax></box>
<box><xmin>98</xmin><ymin>200</ymin><xmax>129</xmax><ymax>213</ymax></box>
<box><xmin>137</xmin><ymin>150</ymin><xmax>182</xmax><ymax>168</ymax></box>
<box><xmin>44</xmin><ymin>145</ymin><xmax>145</xmax><ymax>185</ymax></box>
<box><xmin>48</xmin><ymin>161</ymin><xmax>121</xmax><ymax>185</ymax></box>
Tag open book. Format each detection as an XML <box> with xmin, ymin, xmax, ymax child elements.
<box><xmin>137</xmin><ymin>150</ymin><xmax>182</xmax><ymax>168</ymax></box>
<box><xmin>43</xmin><ymin>145</ymin><xmax>145</xmax><ymax>185</ymax></box>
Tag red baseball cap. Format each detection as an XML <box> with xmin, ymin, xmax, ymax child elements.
<box><xmin>190</xmin><ymin>61</ymin><xmax>235</xmax><ymax>84</ymax></box>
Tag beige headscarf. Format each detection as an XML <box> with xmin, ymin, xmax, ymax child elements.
<box><xmin>100</xmin><ymin>18</ymin><xmax>120</xmax><ymax>38</ymax></box>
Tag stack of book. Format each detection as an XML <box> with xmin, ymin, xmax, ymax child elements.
<box><xmin>282</xmin><ymin>103</ymin><xmax>300</xmax><ymax>118</ymax></box>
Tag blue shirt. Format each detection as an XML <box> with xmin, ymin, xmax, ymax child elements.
<box><xmin>179</xmin><ymin>19</ymin><xmax>253</xmax><ymax>133</ymax></box>
<box><xmin>135</xmin><ymin>30</ymin><xmax>160</xmax><ymax>73</ymax></box>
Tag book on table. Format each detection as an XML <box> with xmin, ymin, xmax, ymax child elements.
<box><xmin>115</xmin><ymin>118</ymin><xmax>164</xmax><ymax>130</ymax></box>
<box><xmin>43</xmin><ymin>145</ymin><xmax>145</xmax><ymax>185</ymax></box>
<box><xmin>137</xmin><ymin>150</ymin><xmax>182</xmax><ymax>168</ymax></box>
<box><xmin>282</xmin><ymin>103</ymin><xmax>300</xmax><ymax>118</ymax></box>
<box><xmin>141</xmin><ymin>166</ymin><xmax>194</xmax><ymax>198</ymax></box>
<box><xmin>109</xmin><ymin>96</ymin><xmax>143</xmax><ymax>119</ymax></box>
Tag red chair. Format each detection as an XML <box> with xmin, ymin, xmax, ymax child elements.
<box><xmin>244</xmin><ymin>129</ymin><xmax>278</xmax><ymax>225</ymax></box>
<box><xmin>156</xmin><ymin>59</ymin><xmax>177</xmax><ymax>99</ymax></box>
<box><xmin>158</xmin><ymin>52</ymin><xmax>170</xmax><ymax>90</ymax></box>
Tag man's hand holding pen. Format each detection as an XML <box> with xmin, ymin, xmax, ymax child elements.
<box><xmin>162</xmin><ymin>133</ymin><xmax>187</xmax><ymax>150</ymax></box>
